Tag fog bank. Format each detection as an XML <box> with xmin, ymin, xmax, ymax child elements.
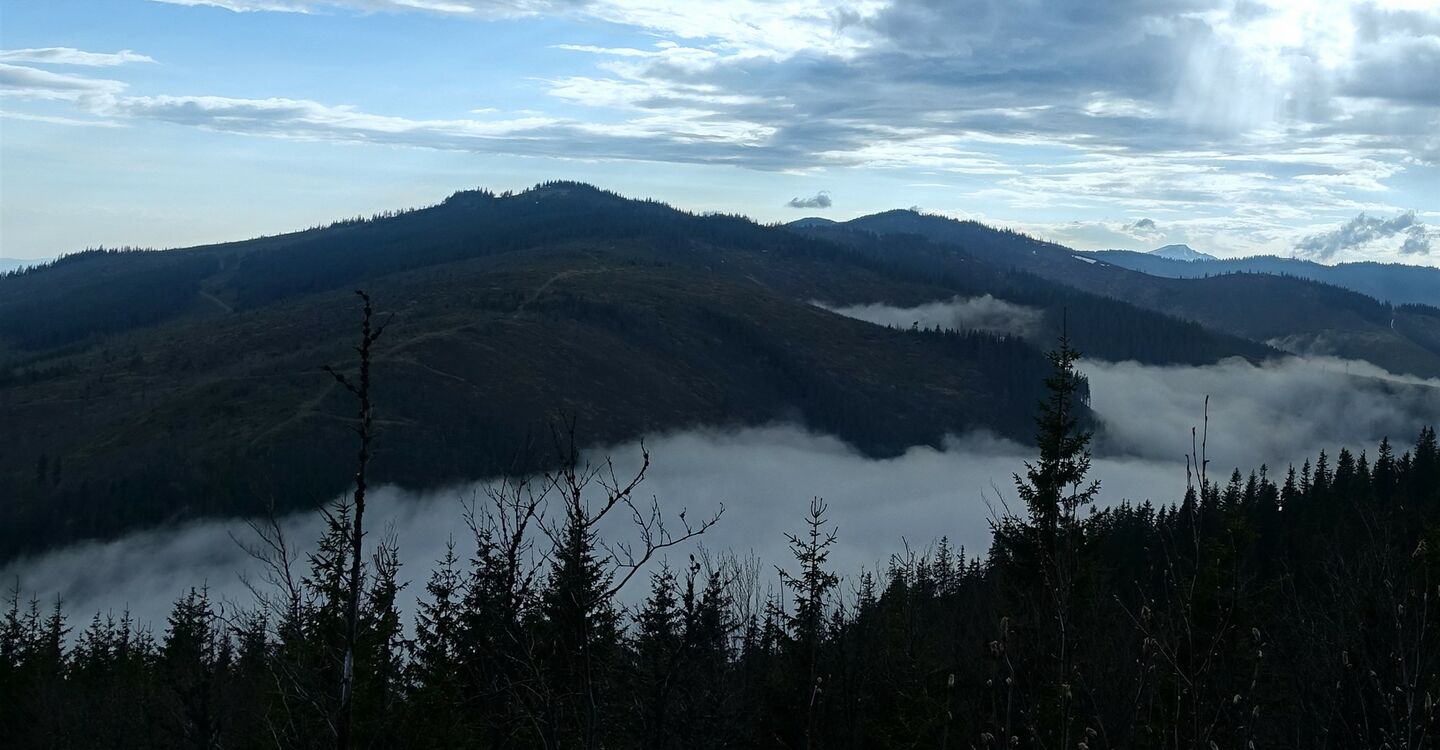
<box><xmin>4</xmin><ymin>353</ymin><xmax>1437</xmax><ymax>635</ymax></box>
<box><xmin>1084</xmin><ymin>356</ymin><xmax>1440</xmax><ymax>469</ymax></box>
<box><xmin>0</xmin><ymin>429</ymin><xmax>1179</xmax><ymax>634</ymax></box>
<box><xmin>816</xmin><ymin>295</ymin><xmax>1044</xmax><ymax>338</ymax></box>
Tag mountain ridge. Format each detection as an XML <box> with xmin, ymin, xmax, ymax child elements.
<box><xmin>5</xmin><ymin>182</ymin><xmax>1249</xmax><ymax>560</ymax></box>
<box><xmin>3</xmin><ymin>182</ymin><xmax>1430</xmax><ymax>560</ymax></box>
<box><xmin>1081</xmin><ymin>249</ymin><xmax>1440</xmax><ymax>306</ymax></box>
<box><xmin>792</xmin><ymin>209</ymin><xmax>1440</xmax><ymax>378</ymax></box>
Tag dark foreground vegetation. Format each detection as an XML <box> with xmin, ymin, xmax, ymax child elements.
<box><xmin>4</xmin><ymin>313</ymin><xmax>1440</xmax><ymax>748</ymax></box>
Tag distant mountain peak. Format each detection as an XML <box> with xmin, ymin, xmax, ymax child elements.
<box><xmin>1150</xmin><ymin>244</ymin><xmax>1216</xmax><ymax>262</ymax></box>
<box><xmin>787</xmin><ymin>217</ymin><xmax>838</xmax><ymax>228</ymax></box>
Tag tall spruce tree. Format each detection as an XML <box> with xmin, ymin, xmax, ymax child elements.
<box><xmin>777</xmin><ymin>497</ymin><xmax>839</xmax><ymax>750</ymax></box>
<box><xmin>1013</xmin><ymin>326</ymin><xmax>1099</xmax><ymax>538</ymax></box>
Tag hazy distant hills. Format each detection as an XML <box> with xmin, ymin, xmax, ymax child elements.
<box><xmin>793</xmin><ymin>210</ymin><xmax>1440</xmax><ymax>378</ymax></box>
<box><xmin>0</xmin><ymin>257</ymin><xmax>48</xmax><ymax>274</ymax></box>
<box><xmin>1081</xmin><ymin>249</ymin><xmax>1440</xmax><ymax>307</ymax></box>
<box><xmin>0</xmin><ymin>183</ymin><xmax>1433</xmax><ymax>559</ymax></box>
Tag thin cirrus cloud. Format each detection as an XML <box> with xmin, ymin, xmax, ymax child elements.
<box><xmin>0</xmin><ymin>47</ymin><xmax>156</xmax><ymax>66</ymax></box>
<box><xmin>94</xmin><ymin>94</ymin><xmax>806</xmax><ymax>168</ymax></box>
<box><xmin>148</xmin><ymin>0</ymin><xmax>573</xmax><ymax>13</ymax></box>
<box><xmin>0</xmin><ymin>63</ymin><xmax>127</xmax><ymax>99</ymax></box>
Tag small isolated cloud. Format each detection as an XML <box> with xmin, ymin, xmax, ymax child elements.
<box><xmin>1297</xmin><ymin>211</ymin><xmax>1431</xmax><ymax>260</ymax></box>
<box><xmin>1123</xmin><ymin>217</ymin><xmax>1163</xmax><ymax>241</ymax></box>
<box><xmin>0</xmin><ymin>48</ymin><xmax>155</xmax><ymax>67</ymax></box>
<box><xmin>786</xmin><ymin>190</ymin><xmax>832</xmax><ymax>209</ymax></box>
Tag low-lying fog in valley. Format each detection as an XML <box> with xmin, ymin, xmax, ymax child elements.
<box><xmin>816</xmin><ymin>295</ymin><xmax>1047</xmax><ymax>339</ymax></box>
<box><xmin>7</xmin><ymin>302</ymin><xmax>1440</xmax><ymax>636</ymax></box>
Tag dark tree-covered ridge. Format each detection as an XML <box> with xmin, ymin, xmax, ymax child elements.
<box><xmin>0</xmin><ymin>182</ymin><xmax>1290</xmax><ymax>560</ymax></box>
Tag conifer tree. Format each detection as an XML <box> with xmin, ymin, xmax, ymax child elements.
<box><xmin>408</xmin><ymin>540</ymin><xmax>465</xmax><ymax>745</ymax></box>
<box><xmin>1013</xmin><ymin>327</ymin><xmax>1099</xmax><ymax>538</ymax></box>
<box><xmin>355</xmin><ymin>536</ymin><xmax>404</xmax><ymax>743</ymax></box>
<box><xmin>536</xmin><ymin>493</ymin><xmax>621</xmax><ymax>749</ymax></box>
<box><xmin>631</xmin><ymin>565</ymin><xmax>682</xmax><ymax>749</ymax></box>
<box><xmin>1001</xmin><ymin>324</ymin><xmax>1101</xmax><ymax>748</ymax></box>
<box><xmin>160</xmin><ymin>587</ymin><xmax>224</xmax><ymax>748</ymax></box>
<box><xmin>778</xmin><ymin>497</ymin><xmax>839</xmax><ymax>750</ymax></box>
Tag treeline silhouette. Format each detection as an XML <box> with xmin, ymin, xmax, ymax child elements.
<box><xmin>3</xmin><ymin>322</ymin><xmax>1439</xmax><ymax>748</ymax></box>
<box><xmin>0</xmin><ymin>248</ymin><xmax>219</xmax><ymax>349</ymax></box>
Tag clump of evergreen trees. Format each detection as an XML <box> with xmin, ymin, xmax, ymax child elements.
<box><xmin>3</xmin><ymin>331</ymin><xmax>1440</xmax><ymax>748</ymax></box>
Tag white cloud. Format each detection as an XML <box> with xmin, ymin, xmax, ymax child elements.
<box><xmin>787</xmin><ymin>190</ymin><xmax>832</xmax><ymax>209</ymax></box>
<box><xmin>0</xmin><ymin>48</ymin><xmax>156</xmax><ymax>66</ymax></box>
<box><xmin>1296</xmin><ymin>210</ymin><xmax>1433</xmax><ymax>260</ymax></box>
<box><xmin>1123</xmin><ymin>217</ymin><xmax>1163</xmax><ymax>242</ymax></box>
<box><xmin>0</xmin><ymin>63</ymin><xmax>126</xmax><ymax>101</ymax></box>
<box><xmin>151</xmin><ymin>0</ymin><xmax>878</xmax><ymax>55</ymax></box>
<box><xmin>91</xmin><ymin>93</ymin><xmax>791</xmax><ymax>165</ymax></box>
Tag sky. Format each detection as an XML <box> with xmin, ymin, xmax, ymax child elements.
<box><xmin>0</xmin><ymin>0</ymin><xmax>1437</xmax><ymax>265</ymax></box>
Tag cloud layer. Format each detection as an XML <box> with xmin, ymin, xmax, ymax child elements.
<box><xmin>6</xmin><ymin>352</ymin><xmax>1436</xmax><ymax>635</ymax></box>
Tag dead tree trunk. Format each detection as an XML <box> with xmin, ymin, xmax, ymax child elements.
<box><xmin>324</xmin><ymin>290</ymin><xmax>388</xmax><ymax>750</ymax></box>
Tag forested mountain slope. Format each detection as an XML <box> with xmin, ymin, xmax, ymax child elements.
<box><xmin>801</xmin><ymin>211</ymin><xmax>1440</xmax><ymax>377</ymax></box>
<box><xmin>0</xmin><ymin>183</ymin><xmax>1276</xmax><ymax>559</ymax></box>
<box><xmin>4</xmin><ymin>245</ymin><xmax>1038</xmax><ymax>559</ymax></box>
